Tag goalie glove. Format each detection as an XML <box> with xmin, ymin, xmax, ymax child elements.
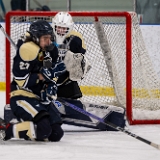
<box><xmin>63</xmin><ymin>51</ymin><xmax>91</xmax><ymax>81</ymax></box>
<box><xmin>40</xmin><ymin>61</ymin><xmax>66</xmax><ymax>83</ymax></box>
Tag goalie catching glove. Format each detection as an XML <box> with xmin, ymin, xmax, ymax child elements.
<box><xmin>40</xmin><ymin>61</ymin><xmax>66</xmax><ymax>82</ymax></box>
<box><xmin>63</xmin><ymin>51</ymin><xmax>91</xmax><ymax>81</ymax></box>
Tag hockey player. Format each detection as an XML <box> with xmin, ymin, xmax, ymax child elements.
<box><xmin>3</xmin><ymin>13</ymin><xmax>126</xmax><ymax>132</ymax></box>
<box><xmin>0</xmin><ymin>20</ymin><xmax>65</xmax><ymax>141</ymax></box>
<box><xmin>52</xmin><ymin>12</ymin><xmax>86</xmax><ymax>98</ymax></box>
<box><xmin>51</xmin><ymin>12</ymin><xmax>126</xmax><ymax>131</ymax></box>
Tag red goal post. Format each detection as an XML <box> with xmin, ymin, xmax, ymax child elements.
<box><xmin>5</xmin><ymin>11</ymin><xmax>160</xmax><ymax>125</ymax></box>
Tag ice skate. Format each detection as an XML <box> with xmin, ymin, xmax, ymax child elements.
<box><xmin>0</xmin><ymin>118</ymin><xmax>7</xmax><ymax>140</ymax></box>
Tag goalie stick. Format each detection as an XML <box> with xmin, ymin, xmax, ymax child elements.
<box><xmin>54</xmin><ymin>98</ymin><xmax>160</xmax><ymax>150</ymax></box>
<box><xmin>0</xmin><ymin>24</ymin><xmax>17</xmax><ymax>50</ymax></box>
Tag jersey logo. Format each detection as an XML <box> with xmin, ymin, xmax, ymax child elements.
<box><xmin>44</xmin><ymin>52</ymin><xmax>51</xmax><ymax>58</ymax></box>
<box><xmin>43</xmin><ymin>68</ymin><xmax>51</xmax><ymax>77</ymax></box>
<box><xmin>35</xmin><ymin>104</ymin><xmax>40</xmax><ymax>107</ymax></box>
<box><xmin>38</xmin><ymin>51</ymin><xmax>44</xmax><ymax>61</ymax></box>
<box><xmin>53</xmin><ymin>101</ymin><xmax>62</xmax><ymax>108</ymax></box>
<box><xmin>58</xmin><ymin>48</ymin><xmax>68</xmax><ymax>61</ymax></box>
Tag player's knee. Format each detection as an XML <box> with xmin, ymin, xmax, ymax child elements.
<box><xmin>33</xmin><ymin>110</ymin><xmax>50</xmax><ymax>123</ymax></box>
<box><xmin>36</xmin><ymin>117</ymin><xmax>52</xmax><ymax>140</ymax></box>
<box><xmin>48</xmin><ymin>124</ymin><xmax>64</xmax><ymax>142</ymax></box>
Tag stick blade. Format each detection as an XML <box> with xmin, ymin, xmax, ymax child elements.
<box><xmin>151</xmin><ymin>142</ymin><xmax>160</xmax><ymax>150</ymax></box>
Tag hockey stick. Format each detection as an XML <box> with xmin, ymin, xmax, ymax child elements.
<box><xmin>54</xmin><ymin>98</ymin><xmax>160</xmax><ymax>150</ymax></box>
<box><xmin>0</xmin><ymin>24</ymin><xmax>17</xmax><ymax>50</ymax></box>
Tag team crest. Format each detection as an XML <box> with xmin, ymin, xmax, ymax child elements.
<box><xmin>38</xmin><ymin>52</ymin><xmax>44</xmax><ymax>61</ymax></box>
<box><xmin>53</xmin><ymin>101</ymin><xmax>62</xmax><ymax>108</ymax></box>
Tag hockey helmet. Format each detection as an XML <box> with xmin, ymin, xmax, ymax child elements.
<box><xmin>52</xmin><ymin>12</ymin><xmax>74</xmax><ymax>44</ymax></box>
<box><xmin>29</xmin><ymin>20</ymin><xmax>53</xmax><ymax>43</ymax></box>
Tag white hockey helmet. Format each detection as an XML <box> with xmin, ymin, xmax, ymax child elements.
<box><xmin>52</xmin><ymin>12</ymin><xmax>74</xmax><ymax>44</ymax></box>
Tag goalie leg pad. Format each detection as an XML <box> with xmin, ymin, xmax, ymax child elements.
<box><xmin>97</xmin><ymin>110</ymin><xmax>126</xmax><ymax>131</ymax></box>
<box><xmin>105</xmin><ymin>111</ymin><xmax>125</xmax><ymax>131</ymax></box>
<box><xmin>57</xmin><ymin>98</ymin><xmax>126</xmax><ymax>131</ymax></box>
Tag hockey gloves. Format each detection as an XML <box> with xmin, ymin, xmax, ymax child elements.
<box><xmin>40</xmin><ymin>61</ymin><xmax>66</xmax><ymax>83</ymax></box>
<box><xmin>41</xmin><ymin>83</ymin><xmax>57</xmax><ymax>104</ymax></box>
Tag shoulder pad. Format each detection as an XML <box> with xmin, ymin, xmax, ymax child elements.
<box><xmin>19</xmin><ymin>42</ymin><xmax>40</xmax><ymax>61</ymax></box>
<box><xmin>66</xmin><ymin>30</ymin><xmax>86</xmax><ymax>50</ymax></box>
<box><xmin>67</xmin><ymin>30</ymin><xmax>83</xmax><ymax>39</ymax></box>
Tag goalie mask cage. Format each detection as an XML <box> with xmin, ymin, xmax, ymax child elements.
<box><xmin>5</xmin><ymin>11</ymin><xmax>160</xmax><ymax>125</ymax></box>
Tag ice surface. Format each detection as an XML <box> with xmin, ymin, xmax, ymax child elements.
<box><xmin>0</xmin><ymin>91</ymin><xmax>160</xmax><ymax>160</ymax></box>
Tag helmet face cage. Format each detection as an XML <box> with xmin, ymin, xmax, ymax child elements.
<box><xmin>29</xmin><ymin>20</ymin><xmax>53</xmax><ymax>43</ymax></box>
<box><xmin>52</xmin><ymin>12</ymin><xmax>74</xmax><ymax>44</ymax></box>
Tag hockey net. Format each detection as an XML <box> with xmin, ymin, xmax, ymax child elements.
<box><xmin>5</xmin><ymin>11</ymin><xmax>160</xmax><ymax>125</ymax></box>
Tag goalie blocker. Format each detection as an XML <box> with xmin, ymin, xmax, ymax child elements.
<box><xmin>4</xmin><ymin>99</ymin><xmax>125</xmax><ymax>131</ymax></box>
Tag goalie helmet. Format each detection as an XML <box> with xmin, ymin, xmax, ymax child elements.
<box><xmin>52</xmin><ymin>12</ymin><xmax>74</xmax><ymax>44</ymax></box>
<box><xmin>29</xmin><ymin>20</ymin><xmax>53</xmax><ymax>43</ymax></box>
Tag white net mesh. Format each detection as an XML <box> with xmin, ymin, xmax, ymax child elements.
<box><xmin>7</xmin><ymin>12</ymin><xmax>160</xmax><ymax>122</ymax></box>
